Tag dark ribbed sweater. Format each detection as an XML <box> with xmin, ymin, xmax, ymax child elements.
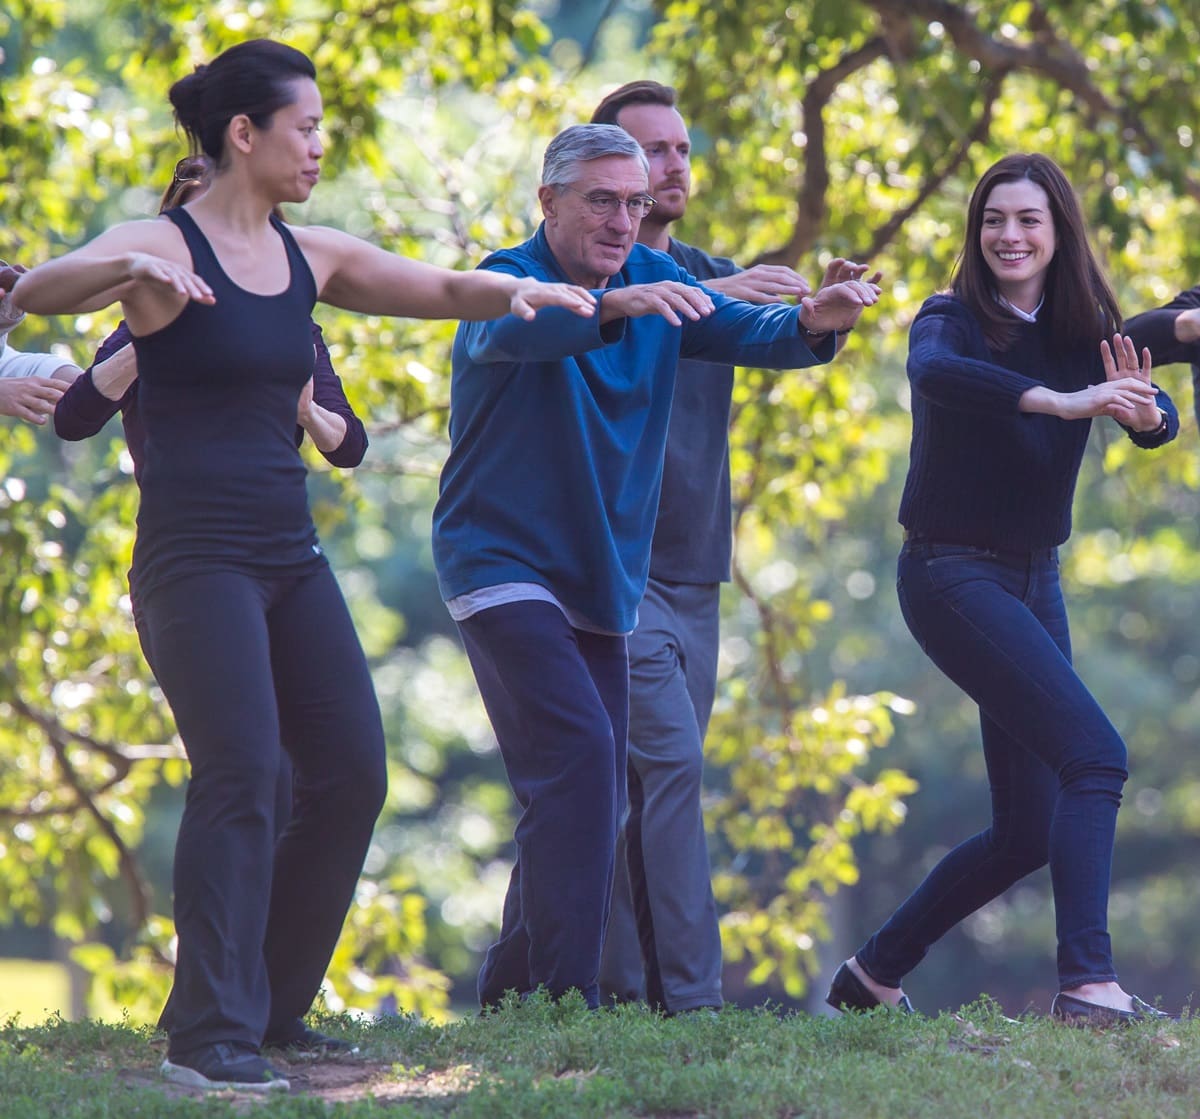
<box><xmin>898</xmin><ymin>294</ymin><xmax>1178</xmax><ymax>550</ymax></box>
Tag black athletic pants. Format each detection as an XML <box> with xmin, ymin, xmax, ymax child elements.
<box><xmin>136</xmin><ymin>565</ymin><xmax>387</xmax><ymax>1056</ymax></box>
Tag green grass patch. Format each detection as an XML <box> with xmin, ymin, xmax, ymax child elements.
<box><xmin>1</xmin><ymin>995</ymin><xmax>1198</xmax><ymax>1117</ymax></box>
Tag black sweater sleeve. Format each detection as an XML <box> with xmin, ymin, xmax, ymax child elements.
<box><xmin>54</xmin><ymin>322</ymin><xmax>136</xmax><ymax>441</ymax></box>
<box><xmin>300</xmin><ymin>321</ymin><xmax>368</xmax><ymax>468</ymax></box>
<box><xmin>1124</xmin><ymin>285</ymin><xmax>1200</xmax><ymax>367</ymax></box>
<box><xmin>906</xmin><ymin>296</ymin><xmax>1044</xmax><ymax>414</ymax></box>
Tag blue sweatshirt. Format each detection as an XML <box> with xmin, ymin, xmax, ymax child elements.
<box><xmin>899</xmin><ymin>293</ymin><xmax>1178</xmax><ymax>550</ymax></box>
<box><xmin>432</xmin><ymin>225</ymin><xmax>835</xmax><ymax>633</ymax></box>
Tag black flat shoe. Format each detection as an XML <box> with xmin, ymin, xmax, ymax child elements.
<box><xmin>826</xmin><ymin>962</ymin><xmax>915</xmax><ymax>1014</ymax></box>
<box><xmin>1050</xmin><ymin>992</ymin><xmax>1172</xmax><ymax>1026</ymax></box>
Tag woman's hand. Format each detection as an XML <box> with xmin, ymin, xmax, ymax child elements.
<box><xmin>508</xmin><ymin>279</ymin><xmax>596</xmax><ymax>322</ymax></box>
<box><xmin>1102</xmin><ymin>332</ymin><xmax>1162</xmax><ymax>431</ymax></box>
<box><xmin>1019</xmin><ymin>335</ymin><xmax>1159</xmax><ymax>422</ymax></box>
<box><xmin>126</xmin><ymin>252</ymin><xmax>215</xmax><ymax>305</ymax></box>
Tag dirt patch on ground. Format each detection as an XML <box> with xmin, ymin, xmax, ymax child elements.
<box><xmin>117</xmin><ymin>1055</ymin><xmax>479</xmax><ymax>1109</ymax></box>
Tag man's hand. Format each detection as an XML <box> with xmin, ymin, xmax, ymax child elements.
<box><xmin>820</xmin><ymin>257</ymin><xmax>882</xmax><ymax>290</ymax></box>
<box><xmin>600</xmin><ymin>281</ymin><xmax>715</xmax><ymax>327</ymax></box>
<box><xmin>0</xmin><ymin>376</ymin><xmax>65</xmax><ymax>425</ymax></box>
<box><xmin>798</xmin><ymin>276</ymin><xmax>882</xmax><ymax>334</ymax></box>
<box><xmin>705</xmin><ymin>265</ymin><xmax>811</xmax><ymax>305</ymax></box>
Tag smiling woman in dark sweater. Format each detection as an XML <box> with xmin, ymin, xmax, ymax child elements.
<box><xmin>826</xmin><ymin>153</ymin><xmax>1178</xmax><ymax>1024</ymax></box>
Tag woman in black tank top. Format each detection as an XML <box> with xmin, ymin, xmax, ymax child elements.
<box><xmin>15</xmin><ymin>38</ymin><xmax>595</xmax><ymax>1094</ymax></box>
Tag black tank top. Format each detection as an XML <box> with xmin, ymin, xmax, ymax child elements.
<box><xmin>130</xmin><ymin>208</ymin><xmax>325</xmax><ymax>599</ymax></box>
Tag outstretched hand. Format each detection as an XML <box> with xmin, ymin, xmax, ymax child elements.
<box><xmin>798</xmin><ymin>275</ymin><xmax>882</xmax><ymax>334</ymax></box>
<box><xmin>1101</xmin><ymin>332</ymin><xmax>1161</xmax><ymax>430</ymax></box>
<box><xmin>600</xmin><ymin>281</ymin><xmax>715</xmax><ymax>327</ymax></box>
<box><xmin>1038</xmin><ymin>336</ymin><xmax>1157</xmax><ymax>422</ymax></box>
<box><xmin>0</xmin><ymin>376</ymin><xmax>65</xmax><ymax>425</ymax></box>
<box><xmin>510</xmin><ymin>279</ymin><xmax>597</xmax><ymax>321</ymax></box>
<box><xmin>705</xmin><ymin>264</ymin><xmax>811</xmax><ymax>305</ymax></box>
<box><xmin>820</xmin><ymin>257</ymin><xmax>882</xmax><ymax>290</ymax></box>
<box><xmin>128</xmin><ymin>252</ymin><xmax>216</xmax><ymax>305</ymax></box>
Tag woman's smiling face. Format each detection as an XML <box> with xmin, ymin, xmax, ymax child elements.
<box><xmin>979</xmin><ymin>178</ymin><xmax>1057</xmax><ymax>311</ymax></box>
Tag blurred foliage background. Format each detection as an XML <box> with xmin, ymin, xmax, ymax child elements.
<box><xmin>2</xmin><ymin>0</ymin><xmax>1200</xmax><ymax>1021</ymax></box>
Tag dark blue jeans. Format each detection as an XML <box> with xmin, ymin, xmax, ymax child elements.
<box><xmin>857</xmin><ymin>541</ymin><xmax>1128</xmax><ymax>992</ymax></box>
<box><xmin>459</xmin><ymin>600</ymin><xmax>629</xmax><ymax>1010</ymax></box>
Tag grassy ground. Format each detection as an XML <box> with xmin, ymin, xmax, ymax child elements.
<box><xmin>1</xmin><ymin>995</ymin><xmax>1196</xmax><ymax>1117</ymax></box>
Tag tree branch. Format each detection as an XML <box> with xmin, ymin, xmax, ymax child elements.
<box><xmin>754</xmin><ymin>36</ymin><xmax>890</xmax><ymax>267</ymax></box>
<box><xmin>10</xmin><ymin>690</ymin><xmax>155</xmax><ymax>935</ymax></box>
<box><xmin>859</xmin><ymin>72</ymin><xmax>1005</xmax><ymax>261</ymax></box>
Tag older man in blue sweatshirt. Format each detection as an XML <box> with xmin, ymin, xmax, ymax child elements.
<box><xmin>432</xmin><ymin>123</ymin><xmax>880</xmax><ymax>1010</ymax></box>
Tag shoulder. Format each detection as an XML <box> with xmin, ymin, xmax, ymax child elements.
<box><xmin>913</xmin><ymin>292</ymin><xmax>969</xmax><ymax>322</ymax></box>
<box><xmin>668</xmin><ymin>239</ymin><xmax>738</xmax><ymax>280</ymax></box>
<box><xmin>624</xmin><ymin>242</ymin><xmax>688</xmax><ymax>282</ymax></box>
<box><xmin>909</xmin><ymin>293</ymin><xmax>990</xmax><ymax>354</ymax></box>
<box><xmin>288</xmin><ymin>223</ymin><xmax>356</xmax><ymax>254</ymax></box>
<box><xmin>82</xmin><ymin>217</ymin><xmax>185</xmax><ymax>256</ymax></box>
<box><xmin>477</xmin><ymin>239</ymin><xmax>543</xmax><ymax>278</ymax></box>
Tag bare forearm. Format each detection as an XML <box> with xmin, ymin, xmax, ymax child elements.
<box><xmin>1017</xmin><ymin>386</ymin><xmax>1059</xmax><ymax>416</ymax></box>
<box><xmin>299</xmin><ymin>402</ymin><xmax>348</xmax><ymax>453</ymax></box>
<box><xmin>92</xmin><ymin>344</ymin><xmax>138</xmax><ymax>400</ymax></box>
<box><xmin>443</xmin><ymin>270</ymin><xmax>520</xmax><ymax>321</ymax></box>
<box><xmin>1176</xmin><ymin>308</ymin><xmax>1200</xmax><ymax>344</ymax></box>
<box><xmin>15</xmin><ymin>255</ymin><xmax>135</xmax><ymax>315</ymax></box>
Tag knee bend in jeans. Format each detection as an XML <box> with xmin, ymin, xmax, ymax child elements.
<box><xmin>983</xmin><ymin>826</ymin><xmax>1049</xmax><ymax>880</ymax></box>
<box><xmin>1057</xmin><ymin>729</ymin><xmax>1128</xmax><ymax>797</ymax></box>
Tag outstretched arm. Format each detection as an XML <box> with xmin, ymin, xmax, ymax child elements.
<box><xmin>1125</xmin><ymin>287</ymin><xmax>1200</xmax><ymax>367</ymax></box>
<box><xmin>296</xmin><ymin>225</ymin><xmax>595</xmax><ymax>323</ymax></box>
<box><xmin>13</xmin><ymin>221</ymin><xmax>213</xmax><ymax>322</ymax></box>
<box><xmin>1018</xmin><ymin>334</ymin><xmax>1160</xmax><ymax>426</ymax></box>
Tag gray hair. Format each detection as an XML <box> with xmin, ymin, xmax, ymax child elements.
<box><xmin>540</xmin><ymin>124</ymin><xmax>649</xmax><ymax>187</ymax></box>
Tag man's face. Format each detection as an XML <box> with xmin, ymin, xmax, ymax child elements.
<box><xmin>615</xmin><ymin>103</ymin><xmax>691</xmax><ymax>225</ymax></box>
<box><xmin>538</xmin><ymin>155</ymin><xmax>650</xmax><ymax>288</ymax></box>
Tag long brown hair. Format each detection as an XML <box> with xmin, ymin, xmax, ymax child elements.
<box><xmin>159</xmin><ymin>155</ymin><xmax>210</xmax><ymax>212</ymax></box>
<box><xmin>951</xmin><ymin>153</ymin><xmax>1121</xmax><ymax>352</ymax></box>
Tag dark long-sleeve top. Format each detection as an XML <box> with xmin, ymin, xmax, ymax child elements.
<box><xmin>1125</xmin><ymin>284</ymin><xmax>1200</xmax><ymax>371</ymax></box>
<box><xmin>54</xmin><ymin>319</ymin><xmax>367</xmax><ymax>480</ymax></box>
<box><xmin>899</xmin><ymin>293</ymin><xmax>1178</xmax><ymax>550</ymax></box>
<box><xmin>432</xmin><ymin>225</ymin><xmax>836</xmax><ymax>634</ymax></box>
<box><xmin>649</xmin><ymin>239</ymin><xmax>741</xmax><ymax>585</ymax></box>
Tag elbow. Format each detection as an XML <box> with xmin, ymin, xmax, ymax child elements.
<box><xmin>328</xmin><ymin>427</ymin><xmax>367</xmax><ymax>468</ymax></box>
<box><xmin>53</xmin><ymin>412</ymin><xmax>87</xmax><ymax>441</ymax></box>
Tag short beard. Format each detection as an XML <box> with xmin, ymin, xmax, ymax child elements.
<box><xmin>644</xmin><ymin>202</ymin><xmax>684</xmax><ymax>232</ymax></box>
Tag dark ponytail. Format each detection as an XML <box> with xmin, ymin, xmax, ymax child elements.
<box><xmin>169</xmin><ymin>39</ymin><xmax>316</xmax><ymax>166</ymax></box>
